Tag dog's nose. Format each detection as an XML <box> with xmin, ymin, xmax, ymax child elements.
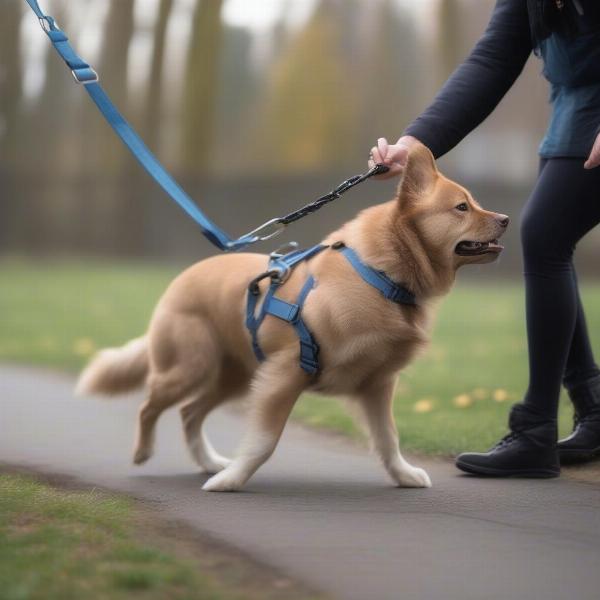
<box><xmin>497</xmin><ymin>214</ymin><xmax>510</xmax><ymax>228</ymax></box>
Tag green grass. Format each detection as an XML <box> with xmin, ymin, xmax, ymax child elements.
<box><xmin>2</xmin><ymin>257</ymin><xmax>600</xmax><ymax>455</ymax></box>
<box><xmin>295</xmin><ymin>282</ymin><xmax>600</xmax><ymax>454</ymax></box>
<box><xmin>0</xmin><ymin>473</ymin><xmax>239</xmax><ymax>600</ymax></box>
<box><xmin>0</xmin><ymin>257</ymin><xmax>180</xmax><ymax>371</ymax></box>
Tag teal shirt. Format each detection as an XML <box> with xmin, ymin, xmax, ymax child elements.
<box><xmin>539</xmin><ymin>18</ymin><xmax>600</xmax><ymax>158</ymax></box>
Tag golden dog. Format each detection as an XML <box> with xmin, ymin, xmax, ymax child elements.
<box><xmin>76</xmin><ymin>143</ymin><xmax>508</xmax><ymax>491</ymax></box>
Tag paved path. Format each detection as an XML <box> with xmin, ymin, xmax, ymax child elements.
<box><xmin>2</xmin><ymin>365</ymin><xmax>600</xmax><ymax>600</ymax></box>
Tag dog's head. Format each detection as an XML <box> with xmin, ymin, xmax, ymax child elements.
<box><xmin>396</xmin><ymin>143</ymin><xmax>509</xmax><ymax>269</ymax></box>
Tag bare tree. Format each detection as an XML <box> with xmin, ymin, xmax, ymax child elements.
<box><xmin>437</xmin><ymin>0</ymin><xmax>463</xmax><ymax>83</ymax></box>
<box><xmin>0</xmin><ymin>2</ymin><xmax>23</xmax><ymax>167</ymax></box>
<box><xmin>144</xmin><ymin>0</ymin><xmax>174</xmax><ymax>150</ymax></box>
<box><xmin>95</xmin><ymin>0</ymin><xmax>136</xmax><ymax>173</ymax></box>
<box><xmin>180</xmin><ymin>0</ymin><xmax>224</xmax><ymax>173</ymax></box>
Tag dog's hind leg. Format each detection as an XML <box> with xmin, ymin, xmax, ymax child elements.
<box><xmin>133</xmin><ymin>314</ymin><xmax>220</xmax><ymax>465</ymax></box>
<box><xmin>357</xmin><ymin>378</ymin><xmax>432</xmax><ymax>488</ymax></box>
<box><xmin>133</xmin><ymin>375</ymin><xmax>190</xmax><ymax>465</ymax></box>
<box><xmin>202</xmin><ymin>355</ymin><xmax>307</xmax><ymax>492</ymax></box>
<box><xmin>180</xmin><ymin>360</ymin><xmax>251</xmax><ymax>473</ymax></box>
<box><xmin>133</xmin><ymin>384</ymin><xmax>183</xmax><ymax>465</ymax></box>
<box><xmin>180</xmin><ymin>394</ymin><xmax>231</xmax><ymax>473</ymax></box>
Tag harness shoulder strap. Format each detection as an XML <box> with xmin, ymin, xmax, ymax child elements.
<box><xmin>334</xmin><ymin>244</ymin><xmax>416</xmax><ymax>306</ymax></box>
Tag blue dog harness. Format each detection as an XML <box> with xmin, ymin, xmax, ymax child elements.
<box><xmin>246</xmin><ymin>242</ymin><xmax>417</xmax><ymax>375</ymax></box>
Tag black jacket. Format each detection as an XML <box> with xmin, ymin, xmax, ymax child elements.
<box><xmin>404</xmin><ymin>0</ymin><xmax>532</xmax><ymax>158</ymax></box>
<box><xmin>404</xmin><ymin>0</ymin><xmax>600</xmax><ymax>158</ymax></box>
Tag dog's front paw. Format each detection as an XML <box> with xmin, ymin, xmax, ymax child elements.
<box><xmin>395</xmin><ymin>465</ymin><xmax>432</xmax><ymax>488</ymax></box>
<box><xmin>202</xmin><ymin>468</ymin><xmax>244</xmax><ymax>492</ymax></box>
<box><xmin>200</xmin><ymin>455</ymin><xmax>232</xmax><ymax>475</ymax></box>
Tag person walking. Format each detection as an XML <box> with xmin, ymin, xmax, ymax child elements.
<box><xmin>369</xmin><ymin>0</ymin><xmax>600</xmax><ymax>477</ymax></box>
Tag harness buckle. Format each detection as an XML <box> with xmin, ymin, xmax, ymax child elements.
<box><xmin>71</xmin><ymin>67</ymin><xmax>99</xmax><ymax>85</ymax></box>
<box><xmin>245</xmin><ymin>218</ymin><xmax>286</xmax><ymax>243</ymax></box>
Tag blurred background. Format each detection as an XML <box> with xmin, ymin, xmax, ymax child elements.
<box><xmin>2</xmin><ymin>0</ymin><xmax>598</xmax><ymax>273</ymax></box>
<box><xmin>2</xmin><ymin>0</ymin><xmax>600</xmax><ymax>455</ymax></box>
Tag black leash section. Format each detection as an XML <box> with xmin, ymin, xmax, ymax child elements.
<box><xmin>245</xmin><ymin>163</ymin><xmax>391</xmax><ymax>243</ymax></box>
<box><xmin>280</xmin><ymin>163</ymin><xmax>390</xmax><ymax>225</ymax></box>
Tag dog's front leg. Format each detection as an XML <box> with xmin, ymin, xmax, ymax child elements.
<box><xmin>202</xmin><ymin>356</ymin><xmax>307</xmax><ymax>492</ymax></box>
<box><xmin>358</xmin><ymin>378</ymin><xmax>432</xmax><ymax>488</ymax></box>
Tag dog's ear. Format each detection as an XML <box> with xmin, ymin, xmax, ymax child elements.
<box><xmin>397</xmin><ymin>143</ymin><xmax>438</xmax><ymax>205</ymax></box>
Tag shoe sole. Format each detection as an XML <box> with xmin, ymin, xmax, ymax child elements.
<box><xmin>559</xmin><ymin>446</ymin><xmax>600</xmax><ymax>465</ymax></box>
<box><xmin>455</xmin><ymin>459</ymin><xmax>560</xmax><ymax>479</ymax></box>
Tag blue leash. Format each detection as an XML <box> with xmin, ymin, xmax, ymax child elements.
<box><xmin>24</xmin><ymin>0</ymin><xmax>389</xmax><ymax>252</ymax></box>
<box><xmin>24</xmin><ymin>0</ymin><xmax>257</xmax><ymax>251</ymax></box>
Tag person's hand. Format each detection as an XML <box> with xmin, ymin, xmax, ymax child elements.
<box><xmin>584</xmin><ymin>131</ymin><xmax>600</xmax><ymax>169</ymax></box>
<box><xmin>368</xmin><ymin>135</ymin><xmax>420</xmax><ymax>179</ymax></box>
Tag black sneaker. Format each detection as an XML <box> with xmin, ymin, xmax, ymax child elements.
<box><xmin>455</xmin><ymin>404</ymin><xmax>560</xmax><ymax>478</ymax></box>
<box><xmin>559</xmin><ymin>374</ymin><xmax>600</xmax><ymax>464</ymax></box>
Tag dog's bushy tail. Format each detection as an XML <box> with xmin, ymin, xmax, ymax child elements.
<box><xmin>75</xmin><ymin>336</ymin><xmax>149</xmax><ymax>397</ymax></box>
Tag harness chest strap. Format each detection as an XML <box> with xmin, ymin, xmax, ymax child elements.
<box><xmin>246</xmin><ymin>243</ymin><xmax>417</xmax><ymax>375</ymax></box>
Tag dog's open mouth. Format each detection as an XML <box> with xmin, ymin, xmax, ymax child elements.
<box><xmin>455</xmin><ymin>239</ymin><xmax>504</xmax><ymax>256</ymax></box>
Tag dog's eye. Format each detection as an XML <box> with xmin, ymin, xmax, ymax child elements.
<box><xmin>455</xmin><ymin>203</ymin><xmax>468</xmax><ymax>212</ymax></box>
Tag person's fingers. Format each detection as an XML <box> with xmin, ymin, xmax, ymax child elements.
<box><xmin>371</xmin><ymin>145</ymin><xmax>384</xmax><ymax>163</ymax></box>
<box><xmin>377</xmin><ymin>137</ymin><xmax>390</xmax><ymax>163</ymax></box>
<box><xmin>387</xmin><ymin>144</ymin><xmax>409</xmax><ymax>167</ymax></box>
<box><xmin>370</xmin><ymin>137</ymin><xmax>414</xmax><ymax>179</ymax></box>
<box><xmin>584</xmin><ymin>134</ymin><xmax>600</xmax><ymax>169</ymax></box>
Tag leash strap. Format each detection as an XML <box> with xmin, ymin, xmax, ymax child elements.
<box><xmin>24</xmin><ymin>0</ymin><xmax>390</xmax><ymax>252</ymax></box>
<box><xmin>24</xmin><ymin>0</ymin><xmax>255</xmax><ymax>250</ymax></box>
<box><xmin>278</xmin><ymin>163</ymin><xmax>391</xmax><ymax>225</ymax></box>
<box><xmin>334</xmin><ymin>244</ymin><xmax>416</xmax><ymax>306</ymax></box>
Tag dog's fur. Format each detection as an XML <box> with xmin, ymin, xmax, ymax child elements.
<box><xmin>76</xmin><ymin>143</ymin><xmax>508</xmax><ymax>491</ymax></box>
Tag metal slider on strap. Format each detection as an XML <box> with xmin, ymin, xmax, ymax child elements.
<box><xmin>39</xmin><ymin>15</ymin><xmax>58</xmax><ymax>33</ymax></box>
<box><xmin>71</xmin><ymin>67</ymin><xmax>99</xmax><ymax>85</ymax></box>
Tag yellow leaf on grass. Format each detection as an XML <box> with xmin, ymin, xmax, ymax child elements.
<box><xmin>453</xmin><ymin>394</ymin><xmax>472</xmax><ymax>408</ymax></box>
<box><xmin>493</xmin><ymin>389</ymin><xmax>509</xmax><ymax>402</ymax></box>
<box><xmin>414</xmin><ymin>398</ymin><xmax>434</xmax><ymax>413</ymax></box>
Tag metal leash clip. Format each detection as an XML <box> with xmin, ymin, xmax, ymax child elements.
<box><xmin>244</xmin><ymin>218</ymin><xmax>287</xmax><ymax>243</ymax></box>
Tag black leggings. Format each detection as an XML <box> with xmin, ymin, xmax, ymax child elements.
<box><xmin>521</xmin><ymin>158</ymin><xmax>600</xmax><ymax>419</ymax></box>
